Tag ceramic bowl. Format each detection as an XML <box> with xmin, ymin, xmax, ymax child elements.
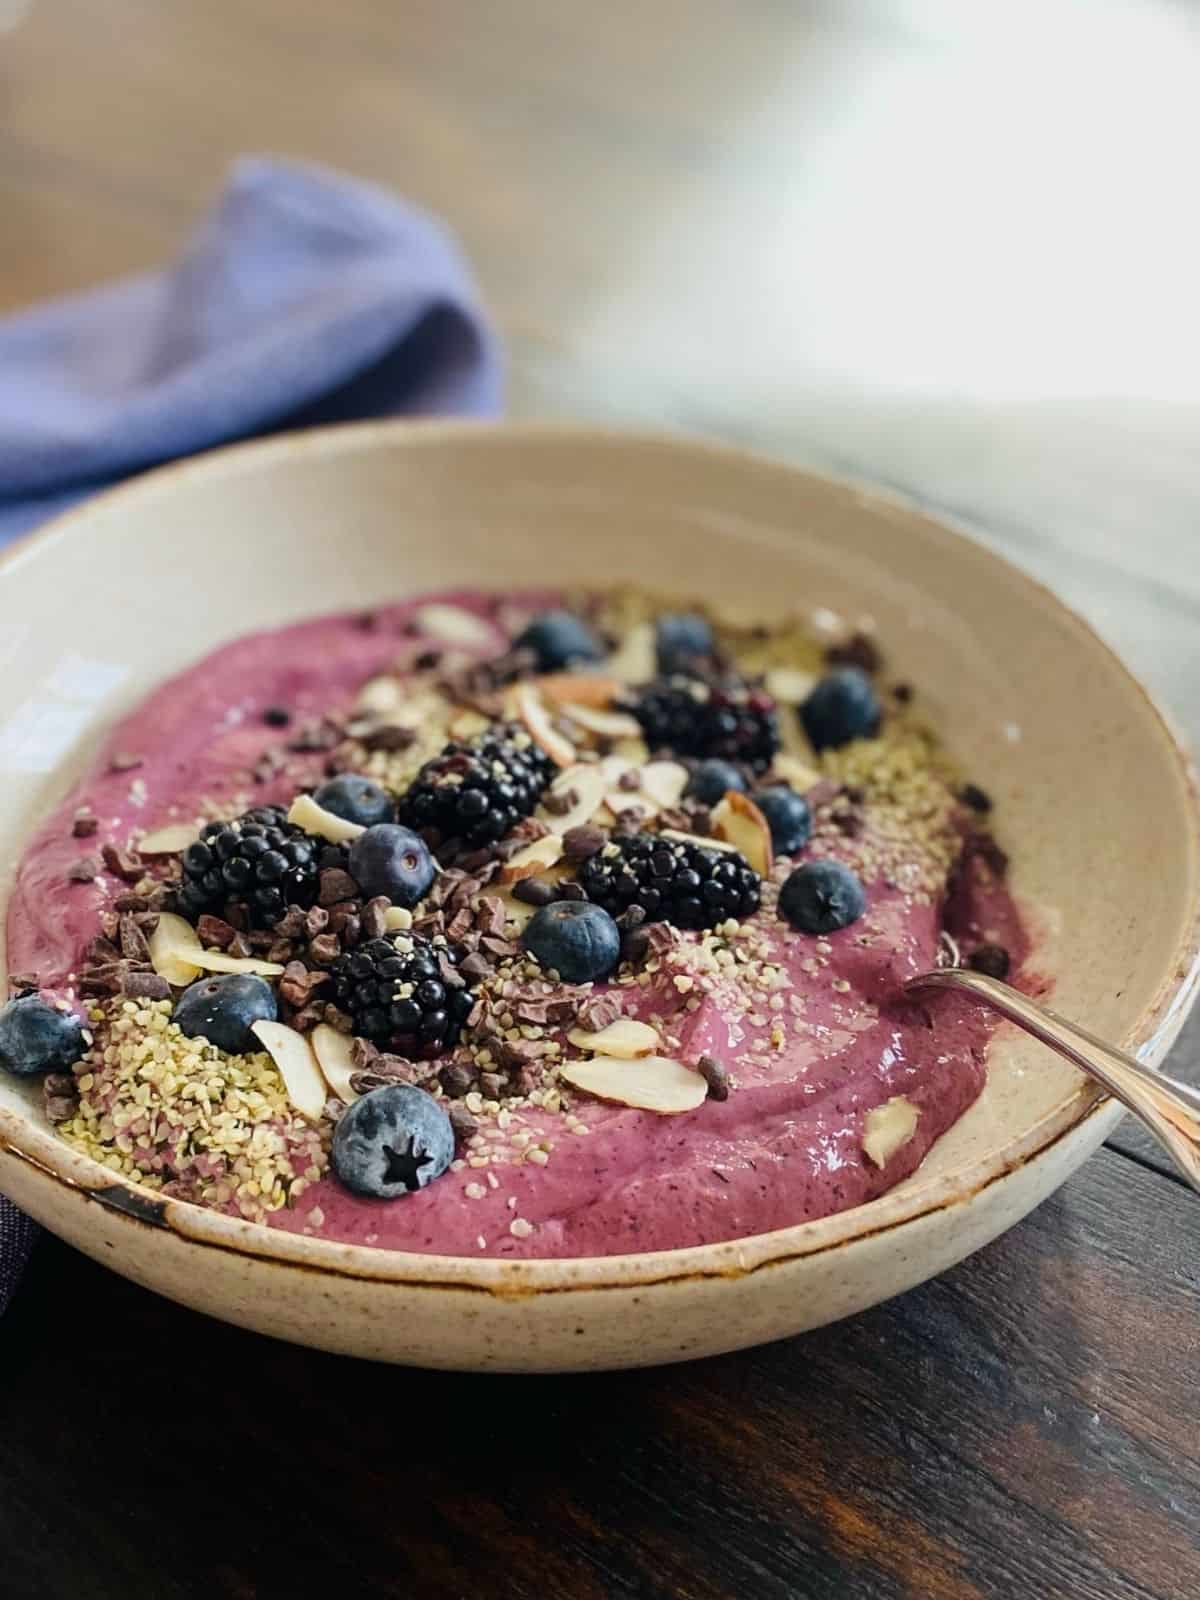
<box><xmin>1</xmin><ymin>423</ymin><xmax>1197</xmax><ymax>1370</ymax></box>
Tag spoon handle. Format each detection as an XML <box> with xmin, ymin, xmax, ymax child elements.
<box><xmin>907</xmin><ymin>968</ymin><xmax>1200</xmax><ymax>1194</ymax></box>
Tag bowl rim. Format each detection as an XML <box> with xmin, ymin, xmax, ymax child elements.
<box><xmin>2</xmin><ymin>417</ymin><xmax>1198</xmax><ymax>1294</ymax></box>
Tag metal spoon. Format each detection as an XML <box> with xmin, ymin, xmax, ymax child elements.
<box><xmin>906</xmin><ymin>968</ymin><xmax>1200</xmax><ymax>1193</ymax></box>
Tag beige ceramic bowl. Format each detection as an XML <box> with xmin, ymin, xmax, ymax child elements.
<box><xmin>1</xmin><ymin>423</ymin><xmax>1197</xmax><ymax>1370</ymax></box>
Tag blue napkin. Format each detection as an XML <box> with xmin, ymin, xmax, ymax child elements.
<box><xmin>0</xmin><ymin>156</ymin><xmax>501</xmax><ymax>545</ymax></box>
<box><xmin>0</xmin><ymin>157</ymin><xmax>500</xmax><ymax>1311</ymax></box>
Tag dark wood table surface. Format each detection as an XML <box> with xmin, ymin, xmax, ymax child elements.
<box><xmin>2</xmin><ymin>3</ymin><xmax>1199</xmax><ymax>1596</ymax></box>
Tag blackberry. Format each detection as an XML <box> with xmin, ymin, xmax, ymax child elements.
<box><xmin>331</xmin><ymin>933</ymin><xmax>476</xmax><ymax>1055</ymax></box>
<box><xmin>397</xmin><ymin>724</ymin><xmax>555</xmax><ymax>847</ymax></box>
<box><xmin>177</xmin><ymin>806</ymin><xmax>334</xmax><ymax>928</ymax></box>
<box><xmin>624</xmin><ymin>675</ymin><xmax>780</xmax><ymax>774</ymax></box>
<box><xmin>578</xmin><ymin>831</ymin><xmax>761</xmax><ymax>931</ymax></box>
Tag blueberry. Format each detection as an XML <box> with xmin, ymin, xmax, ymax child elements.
<box><xmin>778</xmin><ymin>861</ymin><xmax>866</xmax><ymax>934</ymax></box>
<box><xmin>685</xmin><ymin>759</ymin><xmax>747</xmax><ymax>806</ymax></box>
<box><xmin>521</xmin><ymin>900</ymin><xmax>621</xmax><ymax>983</ymax></box>
<box><xmin>800</xmin><ymin>668</ymin><xmax>881</xmax><ymax>751</ymax></box>
<box><xmin>0</xmin><ymin>995</ymin><xmax>84</xmax><ymax>1077</ymax></box>
<box><xmin>173</xmin><ymin>974</ymin><xmax>277</xmax><ymax>1054</ymax></box>
<box><xmin>348</xmin><ymin>824</ymin><xmax>436</xmax><ymax>908</ymax></box>
<box><xmin>331</xmin><ymin>1084</ymin><xmax>454</xmax><ymax>1199</ymax></box>
<box><xmin>513</xmin><ymin>610</ymin><xmax>604</xmax><ymax>671</ymax></box>
<box><xmin>968</xmin><ymin>942</ymin><xmax>1010</xmax><ymax>979</ymax></box>
<box><xmin>754</xmin><ymin>784</ymin><xmax>813</xmax><ymax>855</ymax></box>
<box><xmin>656</xmin><ymin>612</ymin><xmax>714</xmax><ymax>673</ymax></box>
<box><xmin>314</xmin><ymin>774</ymin><xmax>395</xmax><ymax>829</ymax></box>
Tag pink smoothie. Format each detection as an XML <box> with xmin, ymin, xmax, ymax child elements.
<box><xmin>4</xmin><ymin>591</ymin><xmax>1028</xmax><ymax>1259</ymax></box>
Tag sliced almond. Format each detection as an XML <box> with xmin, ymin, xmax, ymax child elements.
<box><xmin>602</xmin><ymin>788</ymin><xmax>658</xmax><ymax>823</ymax></box>
<box><xmin>610</xmin><ymin>735</ymin><xmax>651</xmax><ymax>766</ymax></box>
<box><xmin>448</xmin><ymin>709</ymin><xmax>492</xmax><ymax>741</ymax></box>
<box><xmin>712</xmin><ymin>791</ymin><xmax>774</xmax><ymax>877</ymax></box>
<box><xmin>494</xmin><ymin>890</ymin><xmax>539</xmax><ymax>933</ymax></box>
<box><xmin>538</xmin><ymin>673</ymin><xmax>623</xmax><ymax>709</ymax></box>
<box><xmin>357</xmin><ymin>675</ymin><xmax>404</xmax><ymax>716</ymax></box>
<box><xmin>770</xmin><ymin>753</ymin><xmax>822</xmax><ymax>792</ymax></box>
<box><xmin>498</xmin><ymin>682</ymin><xmax>524</xmax><ymax>721</ymax></box>
<box><xmin>251</xmin><ymin>1020</ymin><xmax>327</xmax><ymax>1120</ymax></box>
<box><xmin>560</xmin><ymin>703</ymin><xmax>642</xmax><ymax>741</ymax></box>
<box><xmin>497</xmin><ymin>833</ymin><xmax>565</xmax><ymax>885</ymax></box>
<box><xmin>536</xmin><ymin>763</ymin><xmax>608</xmax><ymax>834</ymax></box>
<box><xmin>559</xmin><ymin>1055</ymin><xmax>707</xmax><ymax>1114</ymax></box>
<box><xmin>862</xmin><ymin>1096</ymin><xmax>920</xmax><ymax>1168</ymax></box>
<box><xmin>287</xmin><ymin>792</ymin><xmax>366</xmax><ymax>844</ymax></box>
<box><xmin>598</xmin><ymin>753</ymin><xmax>634</xmax><ymax>785</ymax></box>
<box><xmin>311</xmin><ymin>1023</ymin><xmax>360</xmax><ymax>1104</ymax></box>
<box><xmin>605</xmin><ymin>621</ymin><xmax>655</xmax><ymax>685</ymax></box>
<box><xmin>412</xmin><ymin>603</ymin><xmax>497</xmax><ymax>651</ymax></box>
<box><xmin>779</xmin><ymin>703</ymin><xmax>819</xmax><ymax>761</ymax></box>
<box><xmin>765</xmin><ymin>666</ymin><xmax>817</xmax><ymax>705</ymax></box>
<box><xmin>639</xmin><ymin>760</ymin><xmax>689</xmax><ymax>809</ymax></box>
<box><xmin>138</xmin><ymin>822</ymin><xmax>200</xmax><ymax>855</ymax></box>
<box><xmin>514</xmin><ymin>683</ymin><xmax>576</xmax><ymax>769</ymax></box>
<box><xmin>567</xmin><ymin>1018</ymin><xmax>660</xmax><ymax>1059</ymax></box>
<box><xmin>148</xmin><ymin>911</ymin><xmax>204</xmax><ymax>986</ymax></box>
<box><xmin>187</xmin><ymin>949</ymin><xmax>286</xmax><ymax>978</ymax></box>
<box><xmin>659</xmin><ymin>828</ymin><xmax>739</xmax><ymax>853</ymax></box>
<box><xmin>384</xmin><ymin>906</ymin><xmax>414</xmax><ymax>932</ymax></box>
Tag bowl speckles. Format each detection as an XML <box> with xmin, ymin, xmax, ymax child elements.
<box><xmin>1</xmin><ymin>423</ymin><xmax>1197</xmax><ymax>1370</ymax></box>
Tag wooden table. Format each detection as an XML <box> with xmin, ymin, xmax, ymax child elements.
<box><xmin>2</xmin><ymin>3</ymin><xmax>1198</xmax><ymax>1595</ymax></box>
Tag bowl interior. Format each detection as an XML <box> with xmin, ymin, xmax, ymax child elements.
<box><xmin>1</xmin><ymin>423</ymin><xmax>1196</xmax><ymax>1249</ymax></box>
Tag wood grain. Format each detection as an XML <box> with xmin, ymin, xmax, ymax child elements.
<box><xmin>2</xmin><ymin>1146</ymin><xmax>1196</xmax><ymax>1600</ymax></box>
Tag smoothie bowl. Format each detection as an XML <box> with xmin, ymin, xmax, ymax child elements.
<box><xmin>0</xmin><ymin>423</ymin><xmax>1196</xmax><ymax>1369</ymax></box>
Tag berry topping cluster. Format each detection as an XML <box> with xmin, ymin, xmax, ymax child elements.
<box><xmin>8</xmin><ymin>592</ymin><xmax>1007</xmax><ymax>1228</ymax></box>
<box><xmin>578</xmin><ymin>832</ymin><xmax>761</xmax><ymax>930</ymax></box>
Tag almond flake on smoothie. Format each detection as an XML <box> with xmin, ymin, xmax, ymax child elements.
<box><xmin>2</xmin><ymin>588</ymin><xmax>1028</xmax><ymax>1260</ymax></box>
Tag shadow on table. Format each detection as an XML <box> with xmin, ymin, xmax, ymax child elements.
<box><xmin>2</xmin><ymin>1144</ymin><xmax>1195</xmax><ymax>1600</ymax></box>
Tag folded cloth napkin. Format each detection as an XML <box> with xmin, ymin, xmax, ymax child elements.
<box><xmin>0</xmin><ymin>156</ymin><xmax>501</xmax><ymax>1309</ymax></box>
<box><xmin>0</xmin><ymin>155</ymin><xmax>501</xmax><ymax>545</ymax></box>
